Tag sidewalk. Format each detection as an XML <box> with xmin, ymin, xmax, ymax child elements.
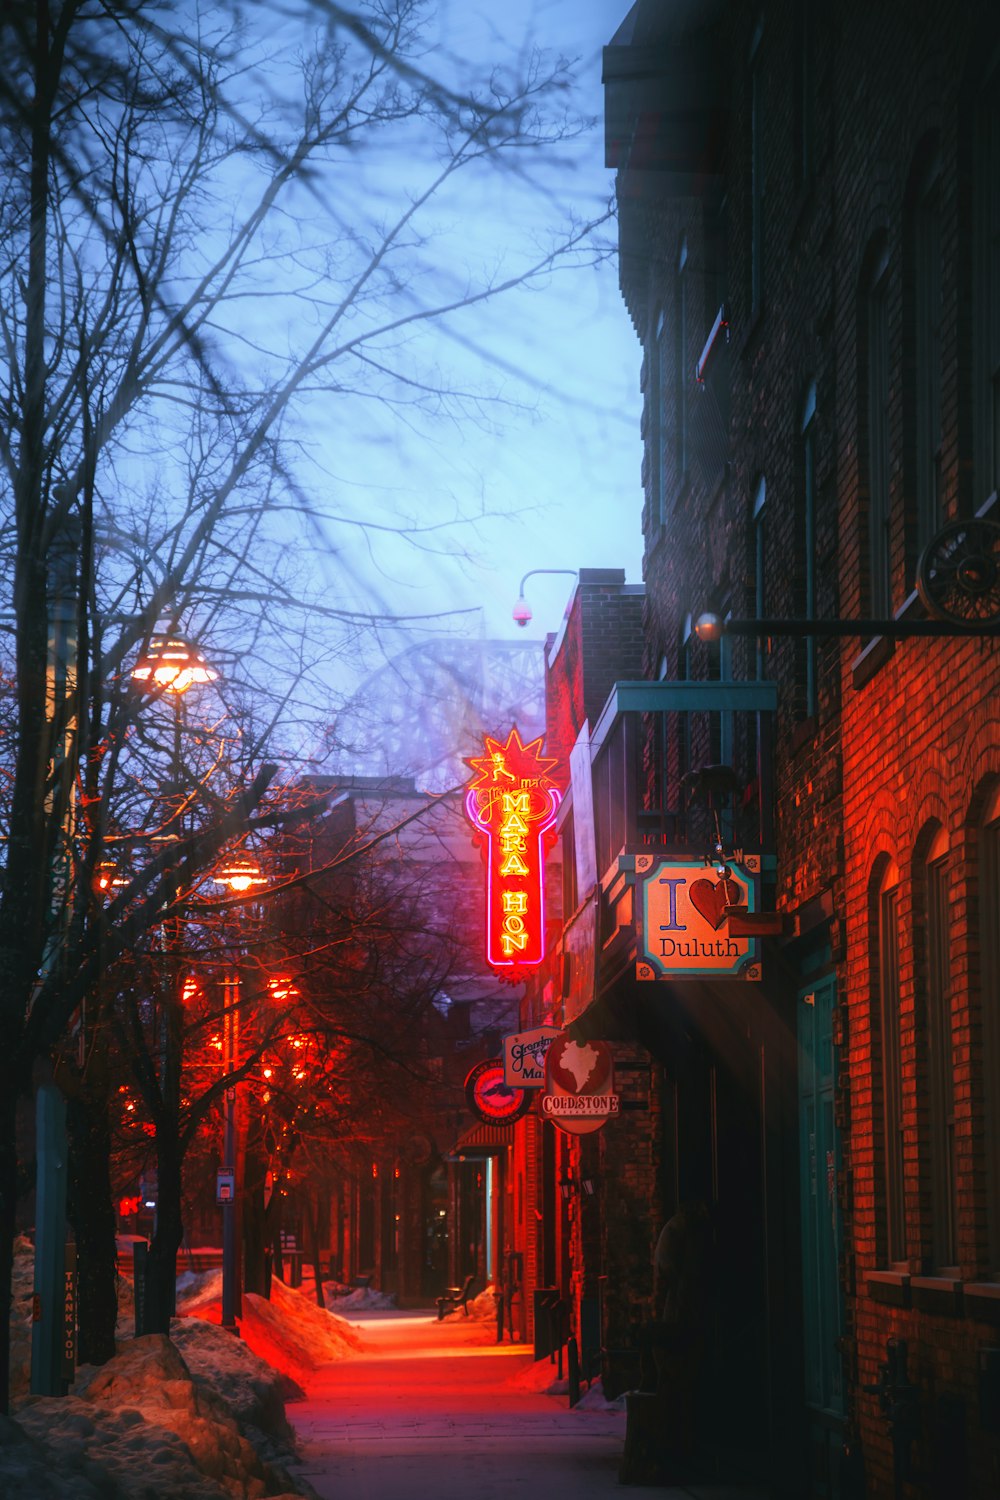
<box><xmin>288</xmin><ymin>1308</ymin><xmax>767</xmax><ymax>1500</ymax></box>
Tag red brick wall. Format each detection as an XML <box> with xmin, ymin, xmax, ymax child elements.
<box><xmin>613</xmin><ymin>0</ymin><xmax>1000</xmax><ymax>1491</ymax></box>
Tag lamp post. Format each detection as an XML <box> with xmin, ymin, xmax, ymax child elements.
<box><xmin>128</xmin><ymin>630</ymin><xmax>217</xmax><ymax>1334</ymax></box>
<box><xmin>213</xmin><ymin>852</ymin><xmax>266</xmax><ymax>1332</ymax></box>
<box><xmin>511</xmin><ymin>569</ymin><xmax>578</xmax><ymax>629</ymax></box>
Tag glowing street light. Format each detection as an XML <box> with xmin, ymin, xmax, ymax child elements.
<box><xmin>130</xmin><ymin>634</ymin><xmax>218</xmax><ymax>695</ymax></box>
<box><xmin>511</xmin><ymin>569</ymin><xmax>578</xmax><ymax>629</ymax></box>
<box><xmin>214</xmin><ymin>853</ymin><xmax>267</xmax><ymax>895</ymax></box>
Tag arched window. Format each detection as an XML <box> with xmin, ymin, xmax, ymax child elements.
<box><xmin>872</xmin><ymin>856</ymin><xmax>905</xmax><ymax>1265</ymax></box>
<box><xmin>675</xmin><ymin>238</ymin><xmax>689</xmax><ymax>486</ymax></box>
<box><xmin>749</xmin><ymin>17</ymin><xmax>765</xmax><ymax>314</ymax></box>
<box><xmin>752</xmin><ymin>475</ymin><xmax>767</xmax><ymax>679</ymax></box>
<box><xmin>677</xmin><ymin>613</ymin><xmax>693</xmax><ymax>795</ymax></box>
<box><xmin>917</xmin><ymin>824</ymin><xmax>956</xmax><ymax>1269</ymax></box>
<box><xmin>861</xmin><ymin>237</ymin><xmax>892</xmax><ymax>616</ymax></box>
<box><xmin>912</xmin><ymin>150</ymin><xmax>943</xmax><ymax>560</ymax></box>
<box><xmin>973</xmin><ymin>69</ymin><xmax>1000</xmax><ymax>507</ymax></box>
<box><xmin>797</xmin><ymin>383</ymin><xmax>818</xmax><ymax>718</ymax></box>
<box><xmin>979</xmin><ymin>784</ymin><xmax>1000</xmax><ymax>1267</ymax></box>
<box><xmin>647</xmin><ymin>305</ymin><xmax>667</xmax><ymax>533</ymax></box>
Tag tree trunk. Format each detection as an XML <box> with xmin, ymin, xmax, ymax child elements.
<box><xmin>305</xmin><ymin>1193</ymin><xmax>325</xmax><ymax>1309</ymax></box>
<box><xmin>0</xmin><ymin>1081</ymin><xmax>19</xmax><ymax>1413</ymax></box>
<box><xmin>67</xmin><ymin>1090</ymin><xmax>118</xmax><ymax>1364</ymax></box>
<box><xmin>146</xmin><ymin>1135</ymin><xmax>183</xmax><ymax>1336</ymax></box>
<box><xmin>242</xmin><ymin>1121</ymin><xmax>268</xmax><ymax>1297</ymax></box>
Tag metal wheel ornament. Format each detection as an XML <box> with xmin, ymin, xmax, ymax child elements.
<box><xmin>915</xmin><ymin>518</ymin><xmax>1000</xmax><ymax>626</ymax></box>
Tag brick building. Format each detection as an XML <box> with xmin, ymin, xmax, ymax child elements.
<box><xmin>580</xmin><ymin>1</ymin><xmax>1000</xmax><ymax>1496</ymax></box>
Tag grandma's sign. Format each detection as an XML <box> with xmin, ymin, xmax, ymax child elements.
<box><xmin>636</xmin><ymin>854</ymin><xmax>762</xmax><ymax>981</ymax></box>
<box><xmin>503</xmin><ymin>1025</ymin><xmax>561</xmax><ymax>1088</ymax></box>
<box><xmin>465</xmin><ymin>728</ymin><xmax>560</xmax><ymax>975</ymax></box>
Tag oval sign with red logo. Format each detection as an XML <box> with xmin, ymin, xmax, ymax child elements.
<box><xmin>542</xmin><ymin>1034</ymin><xmax>619</xmax><ymax>1136</ymax></box>
<box><xmin>464</xmin><ymin>1058</ymin><xmax>532</xmax><ymax>1125</ymax></box>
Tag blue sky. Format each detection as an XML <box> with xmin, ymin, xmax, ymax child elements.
<box><xmin>303</xmin><ymin>0</ymin><xmax>645</xmax><ymax>655</ymax></box>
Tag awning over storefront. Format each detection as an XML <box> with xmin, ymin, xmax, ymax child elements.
<box><xmin>445</xmin><ymin>1121</ymin><xmax>513</xmax><ymax>1160</ymax></box>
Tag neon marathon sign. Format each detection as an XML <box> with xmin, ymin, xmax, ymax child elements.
<box><xmin>464</xmin><ymin>728</ymin><xmax>560</xmax><ymax>973</ymax></box>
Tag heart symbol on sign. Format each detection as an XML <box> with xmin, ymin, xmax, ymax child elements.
<box><xmin>689</xmin><ymin>876</ymin><xmax>743</xmax><ymax>931</ymax></box>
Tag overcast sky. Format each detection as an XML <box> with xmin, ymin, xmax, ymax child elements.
<box><xmin>313</xmin><ymin>0</ymin><xmax>644</xmax><ymax>655</ymax></box>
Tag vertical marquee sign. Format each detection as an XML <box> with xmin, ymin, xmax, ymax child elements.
<box><xmin>465</xmin><ymin>728</ymin><xmax>561</xmax><ymax>975</ymax></box>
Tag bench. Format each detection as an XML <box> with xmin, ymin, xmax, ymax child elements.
<box><xmin>436</xmin><ymin>1274</ymin><xmax>475</xmax><ymax>1320</ymax></box>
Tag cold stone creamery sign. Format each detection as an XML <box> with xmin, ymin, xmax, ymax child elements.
<box><xmin>464</xmin><ymin>728</ymin><xmax>560</xmax><ymax>974</ymax></box>
<box><xmin>636</xmin><ymin>853</ymin><xmax>762</xmax><ymax>981</ymax></box>
<box><xmin>542</xmin><ymin>1034</ymin><xmax>619</xmax><ymax>1135</ymax></box>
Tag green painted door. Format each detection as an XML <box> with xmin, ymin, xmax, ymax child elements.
<box><xmin>798</xmin><ymin>974</ymin><xmax>844</xmax><ymax>1486</ymax></box>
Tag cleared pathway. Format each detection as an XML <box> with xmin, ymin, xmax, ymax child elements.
<box><xmin>290</xmin><ymin>1307</ymin><xmax>626</xmax><ymax>1500</ymax></box>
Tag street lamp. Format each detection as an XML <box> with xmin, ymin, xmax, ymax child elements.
<box><xmin>130</xmin><ymin>634</ymin><xmax>218</xmax><ymax>694</ymax></box>
<box><xmin>511</xmin><ymin>570</ymin><xmax>578</xmax><ymax>629</ymax></box>
<box><xmin>213</xmin><ymin>850</ymin><xmax>266</xmax><ymax>1332</ymax></box>
<box><xmin>128</xmin><ymin>630</ymin><xmax>218</xmax><ymax>1334</ymax></box>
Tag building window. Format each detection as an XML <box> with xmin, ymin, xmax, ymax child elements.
<box><xmin>864</xmin><ymin>240</ymin><xmax>892</xmax><ymax>616</ymax></box>
<box><xmin>920</xmin><ymin>825</ymin><xmax>956</xmax><ymax>1269</ymax></box>
<box><xmin>749</xmin><ymin>18</ymin><xmax>765</xmax><ymax>314</ymax></box>
<box><xmin>980</xmin><ymin>786</ymin><xmax>1000</xmax><ymax>1268</ymax></box>
<box><xmin>914</xmin><ymin>151</ymin><xmax>943</xmax><ymax>561</ymax></box>
<box><xmin>873</xmin><ymin>858</ymin><xmax>905</xmax><ymax>1266</ymax></box>
<box><xmin>677</xmin><ymin>613</ymin><xmax>693</xmax><ymax>800</ymax></box>
<box><xmin>675</xmin><ymin>239</ymin><xmax>689</xmax><ymax>486</ymax></box>
<box><xmin>797</xmin><ymin>383</ymin><xmax>817</xmax><ymax>718</ymax></box>
<box><xmin>974</xmin><ymin>76</ymin><xmax>1000</xmax><ymax>508</ymax></box>
<box><xmin>753</xmin><ymin>476</ymin><xmax>767</xmax><ymax>680</ymax></box>
<box><xmin>793</xmin><ymin>0</ymin><xmax>814</xmax><ymax>186</ymax></box>
<box><xmin>646</xmin><ymin>307</ymin><xmax>667</xmax><ymax>533</ymax></box>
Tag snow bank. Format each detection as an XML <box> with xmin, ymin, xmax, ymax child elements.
<box><xmin>239</xmin><ymin>1277</ymin><xmax>365</xmax><ymax>1382</ymax></box>
<box><xmin>506</xmin><ymin>1355</ymin><xmax>569</xmax><ymax>1395</ymax></box>
<box><xmin>324</xmin><ymin>1282</ymin><xmax>396</xmax><ymax>1312</ymax></box>
<box><xmin>175</xmin><ymin>1265</ymin><xmax>364</xmax><ymax>1384</ymax></box>
<box><xmin>9</xmin><ymin>1334</ymin><xmax>314</xmax><ymax>1500</ymax></box>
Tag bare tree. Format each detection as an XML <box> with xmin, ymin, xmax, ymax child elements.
<box><xmin>0</xmin><ymin>0</ymin><xmax>603</xmax><ymax>1407</ymax></box>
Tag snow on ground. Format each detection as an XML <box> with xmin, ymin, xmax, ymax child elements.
<box><xmin>504</xmin><ymin>1358</ymin><xmax>624</xmax><ymax>1410</ymax></box>
<box><xmin>7</xmin><ymin>1332</ymin><xmax>314</xmax><ymax>1500</ymax></box>
<box><xmin>506</xmin><ymin>1355</ymin><xmax>570</xmax><ymax>1395</ymax></box>
<box><xmin>324</xmin><ymin>1282</ymin><xmax>396</xmax><ymax>1312</ymax></box>
<box><xmin>5</xmin><ymin>1241</ymin><xmax>364</xmax><ymax>1499</ymax></box>
<box><xmin>176</xmin><ymin>1268</ymin><xmax>365</xmax><ymax>1385</ymax></box>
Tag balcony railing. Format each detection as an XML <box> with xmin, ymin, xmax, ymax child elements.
<box><xmin>590</xmin><ymin>678</ymin><xmax>778</xmax><ymax>892</ymax></box>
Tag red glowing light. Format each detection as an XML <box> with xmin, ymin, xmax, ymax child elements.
<box><xmin>464</xmin><ymin>728</ymin><xmax>560</xmax><ymax>973</ymax></box>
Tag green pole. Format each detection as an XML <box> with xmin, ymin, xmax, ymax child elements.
<box><xmin>31</xmin><ymin>1082</ymin><xmax>68</xmax><ymax>1395</ymax></box>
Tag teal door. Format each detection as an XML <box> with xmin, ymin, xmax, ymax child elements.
<box><xmin>798</xmin><ymin>974</ymin><xmax>844</xmax><ymax>1492</ymax></box>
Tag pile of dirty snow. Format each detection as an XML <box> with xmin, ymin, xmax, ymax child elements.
<box><xmin>176</xmin><ymin>1265</ymin><xmax>365</xmax><ymax>1384</ymax></box>
<box><xmin>7</xmin><ymin>1333</ymin><xmax>313</xmax><ymax>1500</ymax></box>
<box><xmin>466</xmin><ymin>1285</ymin><xmax>498</xmax><ymax>1321</ymax></box>
<box><xmin>239</xmin><ymin>1277</ymin><xmax>365</xmax><ymax>1382</ymax></box>
<box><xmin>324</xmin><ymin>1282</ymin><xmax>396</xmax><ymax>1312</ymax></box>
<box><xmin>506</xmin><ymin>1355</ymin><xmax>569</xmax><ymax>1395</ymax></box>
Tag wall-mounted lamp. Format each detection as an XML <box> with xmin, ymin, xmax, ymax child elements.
<box><xmin>512</xmin><ymin>569</ymin><xmax>578</xmax><ymax>628</ymax></box>
<box><xmin>559</xmin><ymin>1170</ymin><xmax>595</xmax><ymax>1201</ymax></box>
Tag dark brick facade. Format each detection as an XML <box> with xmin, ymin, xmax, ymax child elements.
<box><xmin>606</xmin><ymin>1</ymin><xmax>1000</xmax><ymax>1495</ymax></box>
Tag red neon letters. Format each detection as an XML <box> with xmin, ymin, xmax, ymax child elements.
<box><xmin>465</xmin><ymin>728</ymin><xmax>560</xmax><ymax>972</ymax></box>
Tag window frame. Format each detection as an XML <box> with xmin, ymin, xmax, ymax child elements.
<box><xmin>874</xmin><ymin>858</ymin><xmax>906</xmax><ymax>1267</ymax></box>
<box><xmin>980</xmin><ymin>787</ymin><xmax>1000</xmax><ymax>1271</ymax></box>
<box><xmin>973</xmin><ymin>72</ymin><xmax>1000</xmax><ymax>510</ymax></box>
<box><xmin>865</xmin><ymin>242</ymin><xmax>892</xmax><ymax>617</ymax></box>
<box><xmin>921</xmin><ymin>826</ymin><xmax>957</xmax><ymax>1271</ymax></box>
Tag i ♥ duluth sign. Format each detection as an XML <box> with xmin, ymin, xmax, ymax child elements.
<box><xmin>635</xmin><ymin>853</ymin><xmax>763</xmax><ymax>982</ymax></box>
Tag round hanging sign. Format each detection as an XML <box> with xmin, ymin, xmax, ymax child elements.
<box><xmin>542</xmin><ymin>1034</ymin><xmax>619</xmax><ymax>1136</ymax></box>
<box><xmin>464</xmin><ymin>1058</ymin><xmax>532</xmax><ymax>1125</ymax></box>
